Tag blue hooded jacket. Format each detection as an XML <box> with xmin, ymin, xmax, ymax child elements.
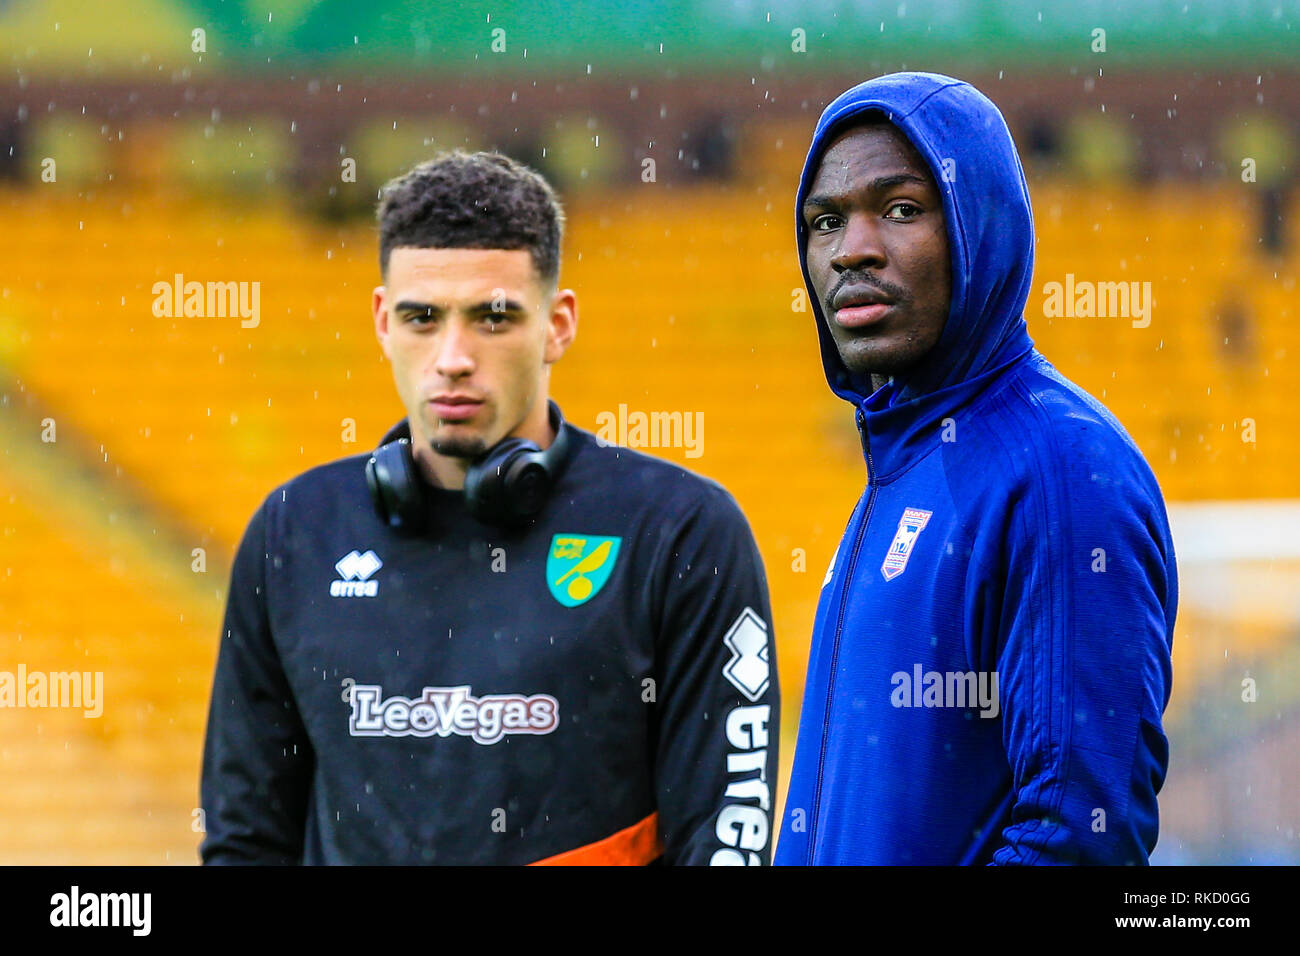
<box><xmin>774</xmin><ymin>73</ymin><xmax>1177</xmax><ymax>865</ymax></box>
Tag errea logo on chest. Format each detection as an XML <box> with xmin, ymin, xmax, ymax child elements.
<box><xmin>331</xmin><ymin>549</ymin><xmax>383</xmax><ymax>598</ymax></box>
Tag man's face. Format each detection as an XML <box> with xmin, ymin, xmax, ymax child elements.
<box><xmin>373</xmin><ymin>247</ymin><xmax>575</xmax><ymax>462</ymax></box>
<box><xmin>802</xmin><ymin>122</ymin><xmax>951</xmax><ymax>382</ymax></box>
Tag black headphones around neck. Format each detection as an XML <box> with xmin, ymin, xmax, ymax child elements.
<box><xmin>366</xmin><ymin>400</ymin><xmax>572</xmax><ymax>532</ymax></box>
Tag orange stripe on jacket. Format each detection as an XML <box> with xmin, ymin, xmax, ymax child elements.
<box><xmin>528</xmin><ymin>812</ymin><xmax>663</xmax><ymax>866</ymax></box>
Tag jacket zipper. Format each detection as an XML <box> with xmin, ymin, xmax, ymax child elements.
<box><xmin>806</xmin><ymin>407</ymin><xmax>876</xmax><ymax>864</ymax></box>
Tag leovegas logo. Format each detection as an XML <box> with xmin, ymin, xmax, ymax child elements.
<box><xmin>348</xmin><ymin>683</ymin><xmax>558</xmax><ymax>745</ymax></box>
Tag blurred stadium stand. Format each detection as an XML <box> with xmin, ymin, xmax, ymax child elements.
<box><xmin>1</xmin><ymin>0</ymin><xmax>1297</xmax><ymax>864</ymax></box>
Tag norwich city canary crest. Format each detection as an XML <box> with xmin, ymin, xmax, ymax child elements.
<box><xmin>547</xmin><ymin>534</ymin><xmax>622</xmax><ymax>607</ymax></box>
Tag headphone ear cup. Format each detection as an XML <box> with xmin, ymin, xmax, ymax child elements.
<box><xmin>459</xmin><ymin>404</ymin><xmax>571</xmax><ymax>526</ymax></box>
<box><xmin>465</xmin><ymin>438</ymin><xmax>537</xmax><ymax>525</ymax></box>
<box><xmin>367</xmin><ymin>439</ymin><xmax>425</xmax><ymax>532</ymax></box>
<box><xmin>502</xmin><ymin>453</ymin><xmax>552</xmax><ymax>519</ymax></box>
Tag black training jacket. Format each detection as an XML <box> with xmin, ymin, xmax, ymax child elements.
<box><xmin>199</xmin><ymin>413</ymin><xmax>777</xmax><ymax>864</ymax></box>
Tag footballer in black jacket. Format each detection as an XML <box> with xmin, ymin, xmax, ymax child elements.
<box><xmin>198</xmin><ymin>151</ymin><xmax>778</xmax><ymax>865</ymax></box>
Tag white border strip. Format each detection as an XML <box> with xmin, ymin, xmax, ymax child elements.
<box><xmin>1167</xmin><ymin>500</ymin><xmax>1300</xmax><ymax>563</ymax></box>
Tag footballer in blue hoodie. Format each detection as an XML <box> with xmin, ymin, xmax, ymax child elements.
<box><xmin>775</xmin><ymin>73</ymin><xmax>1177</xmax><ymax>865</ymax></box>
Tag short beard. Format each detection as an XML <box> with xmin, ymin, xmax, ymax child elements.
<box><xmin>430</xmin><ymin>435</ymin><xmax>488</xmax><ymax>461</ymax></box>
<box><xmin>835</xmin><ymin>340</ymin><xmax>925</xmax><ymax>379</ymax></box>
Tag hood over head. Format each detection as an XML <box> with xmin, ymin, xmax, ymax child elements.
<box><xmin>797</xmin><ymin>72</ymin><xmax>1036</xmax><ymax>451</ymax></box>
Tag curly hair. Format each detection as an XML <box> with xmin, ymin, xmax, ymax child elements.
<box><xmin>376</xmin><ymin>151</ymin><xmax>565</xmax><ymax>285</ymax></box>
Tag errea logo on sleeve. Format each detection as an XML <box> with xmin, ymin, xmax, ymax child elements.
<box><xmin>722</xmin><ymin>607</ymin><xmax>771</xmax><ymax>702</ymax></box>
<box><xmin>331</xmin><ymin>549</ymin><xmax>383</xmax><ymax>598</ymax></box>
<box><xmin>715</xmin><ymin>608</ymin><xmax>773</xmax><ymax>865</ymax></box>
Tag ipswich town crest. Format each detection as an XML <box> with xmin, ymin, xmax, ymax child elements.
<box><xmin>881</xmin><ymin>507</ymin><xmax>932</xmax><ymax>581</ymax></box>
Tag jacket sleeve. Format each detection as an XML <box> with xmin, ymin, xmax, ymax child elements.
<box><xmin>199</xmin><ymin>496</ymin><xmax>314</xmax><ymax>864</ymax></box>
<box><xmin>988</xmin><ymin>433</ymin><xmax>1176</xmax><ymax>865</ymax></box>
<box><xmin>651</xmin><ymin>486</ymin><xmax>779</xmax><ymax>865</ymax></box>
